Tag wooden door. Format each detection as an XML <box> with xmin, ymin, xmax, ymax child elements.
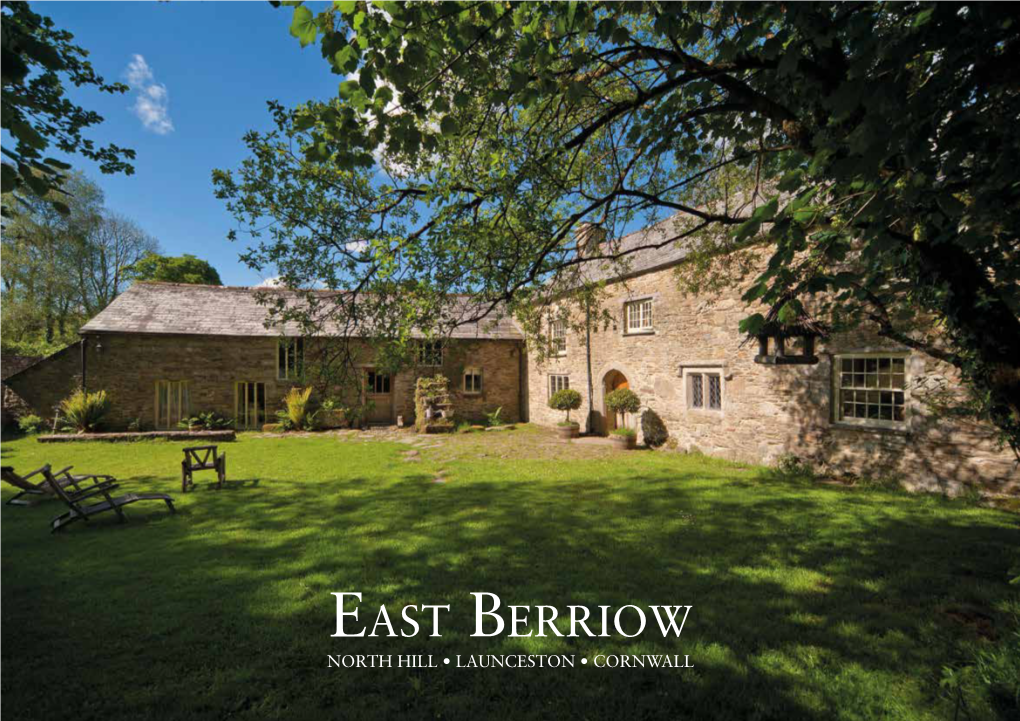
<box><xmin>364</xmin><ymin>369</ymin><xmax>393</xmax><ymax>425</ymax></box>
<box><xmin>603</xmin><ymin>370</ymin><xmax>630</xmax><ymax>433</ymax></box>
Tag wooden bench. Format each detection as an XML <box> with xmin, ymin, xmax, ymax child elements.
<box><xmin>181</xmin><ymin>446</ymin><xmax>226</xmax><ymax>493</ymax></box>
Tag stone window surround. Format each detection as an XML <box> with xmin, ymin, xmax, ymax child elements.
<box><xmin>830</xmin><ymin>350</ymin><xmax>912</xmax><ymax>432</ymax></box>
<box><xmin>681</xmin><ymin>364</ymin><xmax>725</xmax><ymax>415</ymax></box>
<box><xmin>463</xmin><ymin>367</ymin><xmax>483</xmax><ymax>395</ymax></box>
<box><xmin>620</xmin><ymin>293</ymin><xmax>661</xmax><ymax>336</ymax></box>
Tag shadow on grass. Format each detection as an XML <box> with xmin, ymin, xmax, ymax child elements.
<box><xmin>2</xmin><ymin>446</ymin><xmax>1018</xmax><ymax>720</ymax></box>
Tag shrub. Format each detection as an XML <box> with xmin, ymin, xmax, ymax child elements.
<box><xmin>278</xmin><ymin>387</ymin><xmax>316</xmax><ymax>431</ymax></box>
<box><xmin>262</xmin><ymin>423</ymin><xmax>283</xmax><ymax>433</ymax></box>
<box><xmin>605</xmin><ymin>388</ymin><xmax>641</xmax><ymax>427</ymax></box>
<box><xmin>610</xmin><ymin>427</ymin><xmax>636</xmax><ymax>438</ymax></box>
<box><xmin>548</xmin><ymin>388</ymin><xmax>582</xmax><ymax>424</ymax></box>
<box><xmin>178</xmin><ymin>412</ymin><xmax>234</xmax><ymax>431</ymax></box>
<box><xmin>126</xmin><ymin>417</ymin><xmax>142</xmax><ymax>432</ymax></box>
<box><xmin>484</xmin><ymin>406</ymin><xmax>504</xmax><ymax>427</ymax></box>
<box><xmin>640</xmin><ymin>408</ymin><xmax>668</xmax><ymax>447</ymax></box>
<box><xmin>774</xmin><ymin>453</ymin><xmax>815</xmax><ymax>480</ymax></box>
<box><xmin>17</xmin><ymin>414</ymin><xmax>46</xmax><ymax>435</ymax></box>
<box><xmin>58</xmin><ymin>389</ymin><xmax>110</xmax><ymax>433</ymax></box>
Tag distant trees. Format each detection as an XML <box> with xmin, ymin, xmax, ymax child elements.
<box><xmin>125</xmin><ymin>254</ymin><xmax>222</xmax><ymax>286</ymax></box>
<box><xmin>1</xmin><ymin>173</ymin><xmax>159</xmax><ymax>355</ymax></box>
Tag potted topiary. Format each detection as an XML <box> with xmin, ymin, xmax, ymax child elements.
<box><xmin>605</xmin><ymin>388</ymin><xmax>641</xmax><ymax>449</ymax></box>
<box><xmin>549</xmin><ymin>388</ymin><xmax>583</xmax><ymax>439</ymax></box>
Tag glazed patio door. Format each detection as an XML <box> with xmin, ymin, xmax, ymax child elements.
<box><xmin>155</xmin><ymin>380</ymin><xmax>190</xmax><ymax>430</ymax></box>
<box><xmin>234</xmin><ymin>381</ymin><xmax>267</xmax><ymax>430</ymax></box>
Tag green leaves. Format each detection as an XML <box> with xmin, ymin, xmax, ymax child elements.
<box><xmin>439</xmin><ymin>116</ymin><xmax>459</xmax><ymax>137</ymax></box>
<box><xmin>2</xmin><ymin>3</ymin><xmax>134</xmax><ymax>216</ymax></box>
<box><xmin>290</xmin><ymin>6</ymin><xmax>318</xmax><ymax>47</ymax></box>
<box><xmin>738</xmin><ymin>313</ymin><xmax>766</xmax><ymax>336</ymax></box>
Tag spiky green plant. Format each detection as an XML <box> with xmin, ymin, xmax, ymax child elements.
<box><xmin>58</xmin><ymin>389</ymin><xmax>110</xmax><ymax>433</ymax></box>
<box><xmin>281</xmin><ymin>386</ymin><xmax>314</xmax><ymax>431</ymax></box>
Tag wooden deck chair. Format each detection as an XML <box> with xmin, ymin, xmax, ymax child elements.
<box><xmin>48</xmin><ymin>473</ymin><xmax>175</xmax><ymax>533</ymax></box>
<box><xmin>181</xmin><ymin>445</ymin><xmax>226</xmax><ymax>493</ymax></box>
<box><xmin>2</xmin><ymin>465</ymin><xmax>93</xmax><ymax>506</ymax></box>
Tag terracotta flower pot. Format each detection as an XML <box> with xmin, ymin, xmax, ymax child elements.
<box><xmin>611</xmin><ymin>433</ymin><xmax>636</xmax><ymax>450</ymax></box>
<box><xmin>556</xmin><ymin>423</ymin><xmax>580</xmax><ymax>440</ymax></box>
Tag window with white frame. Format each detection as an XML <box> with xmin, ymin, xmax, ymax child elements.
<box><xmin>417</xmin><ymin>340</ymin><xmax>444</xmax><ymax>366</ymax></box>
<box><xmin>625</xmin><ymin>298</ymin><xmax>653</xmax><ymax>333</ymax></box>
<box><xmin>463</xmin><ymin>367</ymin><xmax>483</xmax><ymax>394</ymax></box>
<box><xmin>687</xmin><ymin>370</ymin><xmax>722</xmax><ymax>411</ymax></box>
<box><xmin>548</xmin><ymin>374</ymin><xmax>569</xmax><ymax>398</ymax></box>
<box><xmin>277</xmin><ymin>338</ymin><xmax>304</xmax><ymax>380</ymax></box>
<box><xmin>550</xmin><ymin>318</ymin><xmax>567</xmax><ymax>356</ymax></box>
<box><xmin>835</xmin><ymin>355</ymin><xmax>908</xmax><ymax>426</ymax></box>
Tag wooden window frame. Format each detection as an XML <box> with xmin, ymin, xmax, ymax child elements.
<box><xmin>624</xmin><ymin>298</ymin><xmax>654</xmax><ymax>334</ymax></box>
<box><xmin>832</xmin><ymin>353</ymin><xmax>909</xmax><ymax>429</ymax></box>
<box><xmin>154</xmin><ymin>380</ymin><xmax>190</xmax><ymax>430</ymax></box>
<box><xmin>365</xmin><ymin>369</ymin><xmax>391</xmax><ymax>395</ymax></box>
<box><xmin>417</xmin><ymin>340</ymin><xmax>444</xmax><ymax>367</ymax></box>
<box><xmin>463</xmin><ymin>367</ymin><xmax>483</xmax><ymax>395</ymax></box>
<box><xmin>550</xmin><ymin>318</ymin><xmax>567</xmax><ymax>356</ymax></box>
<box><xmin>548</xmin><ymin>374</ymin><xmax>570</xmax><ymax>399</ymax></box>
<box><xmin>277</xmin><ymin>337</ymin><xmax>304</xmax><ymax>381</ymax></box>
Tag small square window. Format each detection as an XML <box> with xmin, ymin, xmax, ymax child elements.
<box><xmin>625</xmin><ymin>299</ymin><xmax>653</xmax><ymax>333</ymax></box>
<box><xmin>464</xmin><ymin>368</ymin><xmax>483</xmax><ymax>394</ymax></box>
<box><xmin>687</xmin><ymin>370</ymin><xmax>722</xmax><ymax>412</ymax></box>
<box><xmin>417</xmin><ymin>340</ymin><xmax>444</xmax><ymax>366</ymax></box>
<box><xmin>834</xmin><ymin>354</ymin><xmax>908</xmax><ymax>428</ymax></box>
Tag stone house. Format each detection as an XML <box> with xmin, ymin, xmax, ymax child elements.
<box><xmin>4</xmin><ymin>219</ymin><xmax>1016</xmax><ymax>496</ymax></box>
<box><xmin>4</xmin><ymin>283</ymin><xmax>525</xmax><ymax>431</ymax></box>
<box><xmin>525</xmin><ymin>218</ymin><xmax>1017</xmax><ymax>496</ymax></box>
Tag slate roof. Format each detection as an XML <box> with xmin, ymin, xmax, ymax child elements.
<box><xmin>80</xmin><ymin>283</ymin><xmax>523</xmax><ymax>340</ymax></box>
<box><xmin>578</xmin><ymin>213</ymin><xmax>699</xmax><ymax>284</ymax></box>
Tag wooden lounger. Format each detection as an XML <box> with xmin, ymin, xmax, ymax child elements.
<box><xmin>2</xmin><ymin>465</ymin><xmax>92</xmax><ymax>505</ymax></box>
<box><xmin>47</xmin><ymin>473</ymin><xmax>175</xmax><ymax>533</ymax></box>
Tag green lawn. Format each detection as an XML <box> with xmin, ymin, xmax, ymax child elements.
<box><xmin>2</xmin><ymin>428</ymin><xmax>1017</xmax><ymax>720</ymax></box>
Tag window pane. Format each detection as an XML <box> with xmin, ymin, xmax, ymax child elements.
<box><xmin>708</xmin><ymin>375</ymin><xmax>722</xmax><ymax>410</ymax></box>
<box><xmin>690</xmin><ymin>374</ymin><xmax>703</xmax><ymax>408</ymax></box>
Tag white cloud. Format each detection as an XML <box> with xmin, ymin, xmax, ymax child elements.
<box><xmin>125</xmin><ymin>54</ymin><xmax>174</xmax><ymax>135</ymax></box>
<box><xmin>257</xmin><ymin>276</ymin><xmax>285</xmax><ymax>288</ymax></box>
<box><xmin>345</xmin><ymin>240</ymin><xmax>369</xmax><ymax>253</ymax></box>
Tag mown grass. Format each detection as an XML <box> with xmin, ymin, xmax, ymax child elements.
<box><xmin>2</xmin><ymin>427</ymin><xmax>1018</xmax><ymax>720</ymax></box>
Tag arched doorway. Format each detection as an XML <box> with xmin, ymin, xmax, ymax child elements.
<box><xmin>602</xmin><ymin>370</ymin><xmax>630</xmax><ymax>433</ymax></box>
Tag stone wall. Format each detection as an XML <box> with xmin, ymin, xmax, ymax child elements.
<box><xmin>61</xmin><ymin>333</ymin><xmax>522</xmax><ymax>430</ymax></box>
<box><xmin>526</xmin><ymin>265</ymin><xmax>1017</xmax><ymax>496</ymax></box>
<box><xmin>3</xmin><ymin>343</ymin><xmax>82</xmax><ymax>426</ymax></box>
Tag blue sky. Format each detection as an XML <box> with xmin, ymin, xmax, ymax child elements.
<box><xmin>35</xmin><ymin>1</ymin><xmax>338</xmax><ymax>286</ymax></box>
